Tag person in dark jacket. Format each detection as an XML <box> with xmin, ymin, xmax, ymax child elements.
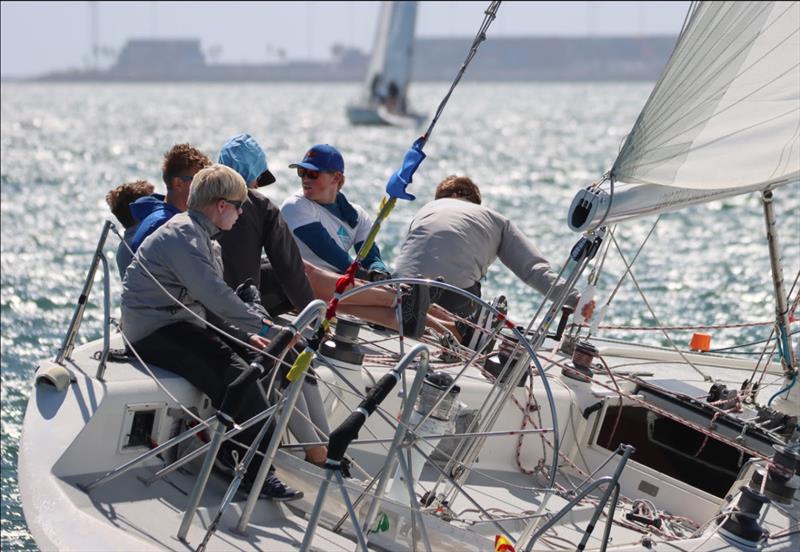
<box><xmin>216</xmin><ymin>133</ymin><xmax>328</xmax><ymax>466</ymax></box>
<box><xmin>216</xmin><ymin>133</ymin><xmax>315</xmax><ymax>315</ymax></box>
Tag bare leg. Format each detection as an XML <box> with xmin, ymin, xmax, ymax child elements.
<box><xmin>304</xmin><ymin>261</ymin><xmax>461</xmax><ymax>336</ymax></box>
<box><xmin>304</xmin><ymin>262</ymin><xmax>395</xmax><ymax>308</ymax></box>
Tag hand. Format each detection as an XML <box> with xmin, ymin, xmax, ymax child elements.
<box><xmin>235</xmin><ymin>278</ymin><xmax>261</xmax><ymax>304</ymax></box>
<box><xmin>248</xmin><ymin>333</ymin><xmax>270</xmax><ymax>349</ymax></box>
<box><xmin>580</xmin><ymin>299</ymin><xmax>596</xmax><ymax>321</ymax></box>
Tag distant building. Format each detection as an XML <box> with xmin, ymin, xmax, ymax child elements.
<box><xmin>34</xmin><ymin>36</ymin><xmax>677</xmax><ymax>83</ymax></box>
<box><xmin>110</xmin><ymin>39</ymin><xmax>206</xmax><ymax>79</ymax></box>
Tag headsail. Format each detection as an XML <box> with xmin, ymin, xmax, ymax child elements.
<box><xmin>569</xmin><ymin>1</ymin><xmax>800</xmax><ymax>232</ymax></box>
<box><xmin>363</xmin><ymin>1</ymin><xmax>418</xmax><ymax>112</ymax></box>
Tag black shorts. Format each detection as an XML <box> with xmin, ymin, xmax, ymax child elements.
<box><xmin>433</xmin><ymin>281</ymin><xmax>481</xmax><ymax>318</ymax></box>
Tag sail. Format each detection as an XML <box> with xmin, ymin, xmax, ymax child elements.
<box><xmin>569</xmin><ymin>1</ymin><xmax>800</xmax><ymax>232</ymax></box>
<box><xmin>362</xmin><ymin>1</ymin><xmax>418</xmax><ymax>111</ymax></box>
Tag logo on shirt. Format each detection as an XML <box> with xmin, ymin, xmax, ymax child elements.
<box><xmin>337</xmin><ymin>225</ymin><xmax>349</xmax><ymax>241</ymax></box>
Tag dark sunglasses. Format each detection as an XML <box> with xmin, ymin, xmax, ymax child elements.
<box><xmin>220</xmin><ymin>198</ymin><xmax>244</xmax><ymax>210</ymax></box>
<box><xmin>297</xmin><ymin>167</ymin><xmax>324</xmax><ymax>180</ymax></box>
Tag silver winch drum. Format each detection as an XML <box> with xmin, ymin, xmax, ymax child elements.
<box><xmin>415</xmin><ymin>371</ymin><xmax>461</xmax><ymax>421</ymax></box>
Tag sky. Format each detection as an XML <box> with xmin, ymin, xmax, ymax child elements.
<box><xmin>1</xmin><ymin>1</ymin><xmax>691</xmax><ymax>78</ymax></box>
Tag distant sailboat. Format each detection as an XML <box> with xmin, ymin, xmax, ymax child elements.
<box><xmin>346</xmin><ymin>1</ymin><xmax>426</xmax><ymax>127</ymax></box>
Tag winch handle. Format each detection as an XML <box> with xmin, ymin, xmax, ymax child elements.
<box><xmin>217</xmin><ymin>327</ymin><xmax>295</xmax><ymax>421</ymax></box>
<box><xmin>548</xmin><ymin>305</ymin><xmax>575</xmax><ymax>341</ymax></box>
<box><xmin>327</xmin><ymin>370</ymin><xmax>402</xmax><ymax>462</ymax></box>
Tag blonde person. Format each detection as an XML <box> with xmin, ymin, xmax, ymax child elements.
<box><xmin>121</xmin><ymin>164</ymin><xmax>302</xmax><ymax>501</ymax></box>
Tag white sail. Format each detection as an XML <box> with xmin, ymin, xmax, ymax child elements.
<box><xmin>363</xmin><ymin>1</ymin><xmax>417</xmax><ymax>108</ymax></box>
<box><xmin>569</xmin><ymin>1</ymin><xmax>800</xmax><ymax>232</ymax></box>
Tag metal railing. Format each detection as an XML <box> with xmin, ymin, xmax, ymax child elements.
<box><xmin>55</xmin><ymin>220</ymin><xmax>114</xmax><ymax>380</ymax></box>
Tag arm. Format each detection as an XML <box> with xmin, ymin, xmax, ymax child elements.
<box><xmin>167</xmin><ymin>231</ymin><xmax>266</xmax><ymax>335</ymax></box>
<box><xmin>293</xmin><ymin>223</ymin><xmax>353</xmax><ymax>273</ymax></box>
<box><xmin>260</xmin><ymin>200</ymin><xmax>315</xmax><ymax>309</ymax></box>
<box><xmin>354</xmin><ymin>241</ymin><xmax>388</xmax><ymax>273</ymax></box>
<box><xmin>496</xmin><ymin>218</ymin><xmax>580</xmax><ymax>308</ymax></box>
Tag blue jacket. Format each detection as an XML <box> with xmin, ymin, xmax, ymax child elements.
<box><xmin>130</xmin><ymin>194</ymin><xmax>181</xmax><ymax>252</ymax></box>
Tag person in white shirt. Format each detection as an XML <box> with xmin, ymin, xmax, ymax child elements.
<box><xmin>281</xmin><ymin>143</ymin><xmax>390</xmax><ymax>281</ymax></box>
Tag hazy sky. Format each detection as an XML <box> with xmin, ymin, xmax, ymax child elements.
<box><xmin>1</xmin><ymin>1</ymin><xmax>690</xmax><ymax>78</ymax></box>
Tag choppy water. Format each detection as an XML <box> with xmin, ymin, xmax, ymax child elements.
<box><xmin>1</xmin><ymin>82</ymin><xmax>798</xmax><ymax>549</ymax></box>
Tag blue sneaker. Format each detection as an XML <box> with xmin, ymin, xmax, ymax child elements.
<box><xmin>258</xmin><ymin>473</ymin><xmax>304</xmax><ymax>502</ymax></box>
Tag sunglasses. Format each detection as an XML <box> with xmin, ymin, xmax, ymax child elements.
<box><xmin>296</xmin><ymin>167</ymin><xmax>328</xmax><ymax>180</ymax></box>
<box><xmin>220</xmin><ymin>198</ymin><xmax>244</xmax><ymax>210</ymax></box>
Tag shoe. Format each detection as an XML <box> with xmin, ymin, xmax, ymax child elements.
<box><xmin>438</xmin><ymin>332</ymin><xmax>463</xmax><ymax>363</ymax></box>
<box><xmin>456</xmin><ymin>295</ymin><xmax>508</xmax><ymax>353</ymax></box>
<box><xmin>305</xmin><ymin>455</ymin><xmax>353</xmax><ymax>478</ymax></box>
<box><xmin>400</xmin><ymin>281</ymin><xmax>430</xmax><ymax>339</ymax></box>
<box><xmin>255</xmin><ymin>472</ymin><xmax>304</xmax><ymax>502</ymax></box>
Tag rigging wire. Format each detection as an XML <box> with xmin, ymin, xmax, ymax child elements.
<box><xmin>609</xmin><ymin>232</ymin><xmax>710</xmax><ymax>381</ymax></box>
<box><xmin>421</xmin><ymin>1</ymin><xmax>501</xmax><ymax>143</ymax></box>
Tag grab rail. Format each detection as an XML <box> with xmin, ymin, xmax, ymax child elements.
<box><xmin>55</xmin><ymin>220</ymin><xmax>114</xmax><ymax>380</ymax></box>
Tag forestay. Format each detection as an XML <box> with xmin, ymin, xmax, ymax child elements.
<box><xmin>569</xmin><ymin>1</ymin><xmax>800</xmax><ymax>231</ymax></box>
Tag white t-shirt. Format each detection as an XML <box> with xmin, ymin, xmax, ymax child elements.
<box><xmin>280</xmin><ymin>192</ymin><xmax>374</xmax><ymax>272</ymax></box>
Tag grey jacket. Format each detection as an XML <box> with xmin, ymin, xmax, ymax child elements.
<box><xmin>393</xmin><ymin>198</ymin><xmax>579</xmax><ymax>307</ymax></box>
<box><xmin>121</xmin><ymin>210</ymin><xmax>265</xmax><ymax>343</ymax></box>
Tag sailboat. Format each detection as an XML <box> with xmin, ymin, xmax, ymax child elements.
<box><xmin>18</xmin><ymin>1</ymin><xmax>799</xmax><ymax>551</ymax></box>
<box><xmin>346</xmin><ymin>1</ymin><xmax>426</xmax><ymax>127</ymax></box>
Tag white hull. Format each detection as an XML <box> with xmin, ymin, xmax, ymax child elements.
<box><xmin>346</xmin><ymin>102</ymin><xmax>426</xmax><ymax>127</ymax></box>
<box><xmin>20</xmin><ymin>325</ymin><xmax>799</xmax><ymax>551</ymax></box>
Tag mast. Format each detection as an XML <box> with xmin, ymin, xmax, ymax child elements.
<box><xmin>761</xmin><ymin>189</ymin><xmax>798</xmax><ymax>414</ymax></box>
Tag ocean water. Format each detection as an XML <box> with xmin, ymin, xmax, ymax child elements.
<box><xmin>1</xmin><ymin>82</ymin><xmax>797</xmax><ymax>549</ymax></box>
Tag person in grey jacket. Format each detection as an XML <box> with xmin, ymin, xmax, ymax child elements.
<box><xmin>120</xmin><ymin>163</ymin><xmax>302</xmax><ymax>501</ymax></box>
<box><xmin>393</xmin><ymin>175</ymin><xmax>593</xmax><ymax>321</ymax></box>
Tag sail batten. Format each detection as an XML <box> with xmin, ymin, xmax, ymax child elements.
<box><xmin>569</xmin><ymin>1</ymin><xmax>800</xmax><ymax>231</ymax></box>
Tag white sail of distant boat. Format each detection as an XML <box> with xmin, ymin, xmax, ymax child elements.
<box><xmin>569</xmin><ymin>1</ymin><xmax>800</xmax><ymax>232</ymax></box>
<box><xmin>346</xmin><ymin>1</ymin><xmax>426</xmax><ymax>127</ymax></box>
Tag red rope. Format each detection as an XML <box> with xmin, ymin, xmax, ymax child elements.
<box><xmin>325</xmin><ymin>261</ymin><xmax>360</xmax><ymax>321</ymax></box>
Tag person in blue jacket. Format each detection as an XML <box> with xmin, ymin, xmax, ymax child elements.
<box><xmin>126</xmin><ymin>143</ymin><xmax>212</xmax><ymax>262</ymax></box>
<box><xmin>280</xmin><ymin>144</ymin><xmax>390</xmax><ymax>281</ymax></box>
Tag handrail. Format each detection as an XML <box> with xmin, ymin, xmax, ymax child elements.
<box><xmin>55</xmin><ymin>220</ymin><xmax>114</xmax><ymax>366</ymax></box>
<box><xmin>521</xmin><ymin>444</ymin><xmax>635</xmax><ymax>552</ymax></box>
<box><xmin>299</xmin><ymin>344</ymin><xmax>422</xmax><ymax>552</ymax></box>
<box><xmin>360</xmin><ymin>344</ymin><xmax>430</xmax><ymax>544</ymax></box>
<box><xmin>180</xmin><ymin>300</ymin><xmax>326</xmax><ymax>542</ymax></box>
<box><xmin>96</xmin><ymin>250</ymin><xmax>112</xmax><ymax>380</ymax></box>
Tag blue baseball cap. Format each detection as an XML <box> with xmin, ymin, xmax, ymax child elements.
<box><xmin>218</xmin><ymin>133</ymin><xmax>276</xmax><ymax>187</ymax></box>
<box><xmin>289</xmin><ymin>144</ymin><xmax>345</xmax><ymax>174</ymax></box>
